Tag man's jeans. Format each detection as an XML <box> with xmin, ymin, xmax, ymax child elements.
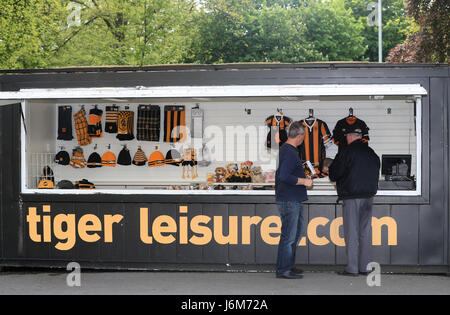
<box><xmin>276</xmin><ymin>201</ymin><xmax>305</xmax><ymax>275</ymax></box>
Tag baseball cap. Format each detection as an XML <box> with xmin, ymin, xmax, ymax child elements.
<box><xmin>344</xmin><ymin>125</ymin><xmax>363</xmax><ymax>135</ymax></box>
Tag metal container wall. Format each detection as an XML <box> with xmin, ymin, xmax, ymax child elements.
<box><xmin>0</xmin><ymin>64</ymin><xmax>448</xmax><ymax>273</ymax></box>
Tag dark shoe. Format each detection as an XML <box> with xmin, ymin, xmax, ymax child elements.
<box><xmin>291</xmin><ymin>267</ymin><xmax>304</xmax><ymax>275</ymax></box>
<box><xmin>359</xmin><ymin>271</ymin><xmax>370</xmax><ymax>276</ymax></box>
<box><xmin>276</xmin><ymin>271</ymin><xmax>303</xmax><ymax>279</ymax></box>
<box><xmin>336</xmin><ymin>270</ymin><xmax>359</xmax><ymax>277</ymax></box>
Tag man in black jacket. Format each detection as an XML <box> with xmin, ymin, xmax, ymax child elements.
<box><xmin>329</xmin><ymin>126</ymin><xmax>380</xmax><ymax>276</ymax></box>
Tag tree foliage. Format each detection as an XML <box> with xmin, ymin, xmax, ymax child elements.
<box><xmin>50</xmin><ymin>0</ymin><xmax>197</xmax><ymax>66</ymax></box>
<box><xmin>302</xmin><ymin>0</ymin><xmax>366</xmax><ymax>61</ymax></box>
<box><xmin>187</xmin><ymin>0</ymin><xmax>367</xmax><ymax>63</ymax></box>
<box><xmin>344</xmin><ymin>0</ymin><xmax>416</xmax><ymax>62</ymax></box>
<box><xmin>186</xmin><ymin>0</ymin><xmax>324</xmax><ymax>63</ymax></box>
<box><xmin>0</xmin><ymin>0</ymin><xmax>443</xmax><ymax>69</ymax></box>
<box><xmin>387</xmin><ymin>0</ymin><xmax>449</xmax><ymax>63</ymax></box>
<box><xmin>0</xmin><ymin>0</ymin><xmax>67</xmax><ymax>69</ymax></box>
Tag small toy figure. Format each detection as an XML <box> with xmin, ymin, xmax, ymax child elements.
<box><xmin>264</xmin><ymin>170</ymin><xmax>276</xmax><ymax>183</ymax></box>
<box><xmin>251</xmin><ymin>166</ymin><xmax>265</xmax><ymax>183</ymax></box>
<box><xmin>239</xmin><ymin>161</ymin><xmax>253</xmax><ymax>183</ymax></box>
<box><xmin>214</xmin><ymin>167</ymin><xmax>227</xmax><ymax>183</ymax></box>
<box><xmin>206</xmin><ymin>173</ymin><xmax>214</xmax><ymax>190</ymax></box>
<box><xmin>190</xmin><ymin>148</ymin><xmax>199</xmax><ymax>179</ymax></box>
<box><xmin>225</xmin><ymin>163</ymin><xmax>239</xmax><ymax>183</ymax></box>
<box><xmin>181</xmin><ymin>148</ymin><xmax>198</xmax><ymax>179</ymax></box>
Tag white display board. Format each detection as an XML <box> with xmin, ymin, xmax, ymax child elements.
<box><xmin>18</xmin><ymin>92</ymin><xmax>423</xmax><ymax>196</ymax></box>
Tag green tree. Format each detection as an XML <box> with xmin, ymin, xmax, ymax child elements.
<box><xmin>250</xmin><ymin>0</ymin><xmax>309</xmax><ymax>8</ymax></box>
<box><xmin>302</xmin><ymin>0</ymin><xmax>367</xmax><ymax>61</ymax></box>
<box><xmin>0</xmin><ymin>0</ymin><xmax>197</xmax><ymax>69</ymax></box>
<box><xmin>242</xmin><ymin>4</ymin><xmax>322</xmax><ymax>62</ymax></box>
<box><xmin>188</xmin><ymin>0</ymin><xmax>367</xmax><ymax>63</ymax></box>
<box><xmin>344</xmin><ymin>0</ymin><xmax>416</xmax><ymax>62</ymax></box>
<box><xmin>186</xmin><ymin>0</ymin><xmax>251</xmax><ymax>63</ymax></box>
<box><xmin>0</xmin><ymin>0</ymin><xmax>67</xmax><ymax>69</ymax></box>
<box><xmin>50</xmin><ymin>0</ymin><xmax>197</xmax><ymax>66</ymax></box>
<box><xmin>387</xmin><ymin>0</ymin><xmax>449</xmax><ymax>63</ymax></box>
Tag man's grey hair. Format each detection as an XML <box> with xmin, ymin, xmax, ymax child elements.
<box><xmin>288</xmin><ymin>121</ymin><xmax>305</xmax><ymax>138</ymax></box>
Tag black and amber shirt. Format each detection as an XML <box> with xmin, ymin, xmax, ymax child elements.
<box><xmin>265</xmin><ymin>115</ymin><xmax>292</xmax><ymax>149</ymax></box>
<box><xmin>332</xmin><ymin>116</ymin><xmax>370</xmax><ymax>152</ymax></box>
<box><xmin>297</xmin><ymin>118</ymin><xmax>332</xmax><ymax>175</ymax></box>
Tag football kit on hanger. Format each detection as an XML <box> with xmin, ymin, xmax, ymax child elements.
<box><xmin>332</xmin><ymin>116</ymin><xmax>370</xmax><ymax>152</ymax></box>
<box><xmin>297</xmin><ymin>118</ymin><xmax>332</xmax><ymax>176</ymax></box>
<box><xmin>265</xmin><ymin>114</ymin><xmax>292</xmax><ymax>149</ymax></box>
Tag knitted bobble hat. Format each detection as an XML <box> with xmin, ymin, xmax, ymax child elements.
<box><xmin>55</xmin><ymin>151</ymin><xmax>70</xmax><ymax>166</ymax></box>
<box><xmin>133</xmin><ymin>148</ymin><xmax>148</xmax><ymax>166</ymax></box>
<box><xmin>101</xmin><ymin>151</ymin><xmax>117</xmax><ymax>167</ymax></box>
<box><xmin>165</xmin><ymin>149</ymin><xmax>182</xmax><ymax>166</ymax></box>
<box><xmin>87</xmin><ymin>152</ymin><xmax>102</xmax><ymax>168</ymax></box>
<box><xmin>117</xmin><ymin>147</ymin><xmax>132</xmax><ymax>166</ymax></box>
<box><xmin>148</xmin><ymin>150</ymin><xmax>165</xmax><ymax>167</ymax></box>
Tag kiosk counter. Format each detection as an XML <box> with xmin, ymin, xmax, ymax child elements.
<box><xmin>0</xmin><ymin>63</ymin><xmax>448</xmax><ymax>273</ymax></box>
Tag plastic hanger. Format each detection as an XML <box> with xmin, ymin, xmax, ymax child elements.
<box><xmin>348</xmin><ymin>108</ymin><xmax>354</xmax><ymax>117</ymax></box>
<box><xmin>304</xmin><ymin>109</ymin><xmax>317</xmax><ymax>129</ymax></box>
<box><xmin>305</xmin><ymin>109</ymin><xmax>316</xmax><ymax>122</ymax></box>
<box><xmin>274</xmin><ymin>108</ymin><xmax>284</xmax><ymax>122</ymax></box>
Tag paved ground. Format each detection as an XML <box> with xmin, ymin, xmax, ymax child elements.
<box><xmin>0</xmin><ymin>270</ymin><xmax>448</xmax><ymax>295</ymax></box>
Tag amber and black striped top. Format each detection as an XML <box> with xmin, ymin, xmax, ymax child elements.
<box><xmin>297</xmin><ymin>118</ymin><xmax>332</xmax><ymax>175</ymax></box>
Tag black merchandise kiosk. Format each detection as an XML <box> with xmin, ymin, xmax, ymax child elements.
<box><xmin>0</xmin><ymin>63</ymin><xmax>449</xmax><ymax>274</ymax></box>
